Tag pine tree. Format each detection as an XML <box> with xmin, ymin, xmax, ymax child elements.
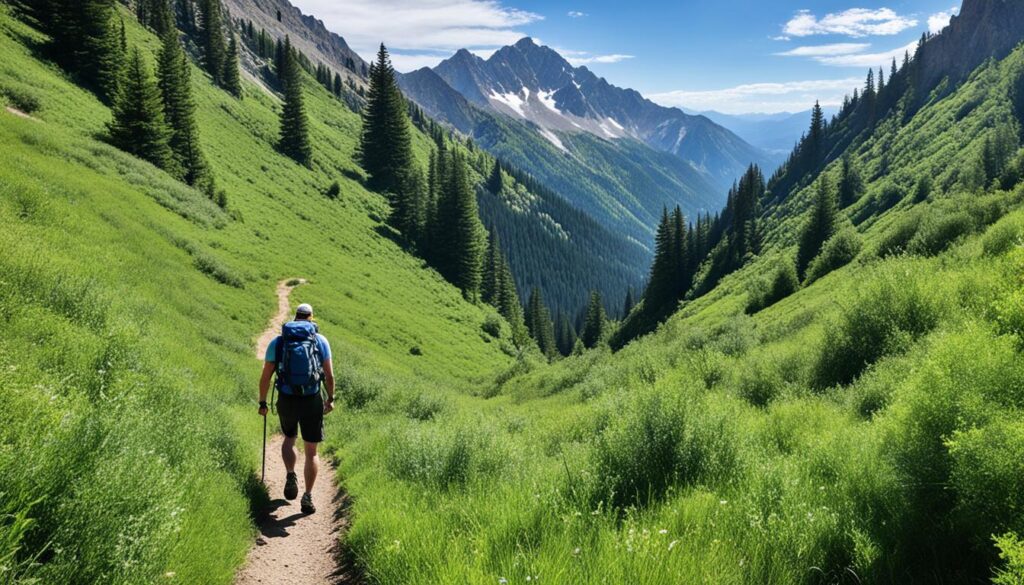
<box><xmin>806</xmin><ymin>101</ymin><xmax>825</xmax><ymax>170</ymax></box>
<box><xmin>481</xmin><ymin>230</ymin><xmax>502</xmax><ymax>306</ymax></box>
<box><xmin>333</xmin><ymin>72</ymin><xmax>343</xmax><ymax>97</ymax></box>
<box><xmin>644</xmin><ymin>208</ymin><xmax>676</xmax><ymax>311</ymax></box>
<box><xmin>435</xmin><ymin>153</ymin><xmax>484</xmax><ymax>299</ymax></box>
<box><xmin>527</xmin><ymin>288</ymin><xmax>556</xmax><ymax>358</ymax></box>
<box><xmin>223</xmin><ymin>34</ymin><xmax>242</xmax><ymax>98</ymax></box>
<box><xmin>581</xmin><ymin>291</ymin><xmax>605</xmax><ymax>349</ymax></box>
<box><xmin>199</xmin><ymin>0</ymin><xmax>226</xmax><ymax>85</ymax></box>
<box><xmin>360</xmin><ymin>44</ymin><xmax>416</xmax><ymax>199</ymax></box>
<box><xmin>488</xmin><ymin>160</ymin><xmax>504</xmax><ymax>194</ymax></box>
<box><xmin>109</xmin><ymin>47</ymin><xmax>174</xmax><ymax>170</ymax></box>
<box><xmin>622</xmin><ymin>287</ymin><xmax>635</xmax><ymax>317</ymax></box>
<box><xmin>796</xmin><ymin>176</ymin><xmax>839</xmax><ymax>279</ymax></box>
<box><xmin>837</xmin><ymin>154</ymin><xmax>864</xmax><ymax>208</ymax></box>
<box><xmin>277</xmin><ymin>37</ymin><xmax>312</xmax><ymax>166</ymax></box>
<box><xmin>46</xmin><ymin>0</ymin><xmax>124</xmax><ymax>103</ymax></box>
<box><xmin>157</xmin><ymin>27</ymin><xmax>211</xmax><ymax>190</ymax></box>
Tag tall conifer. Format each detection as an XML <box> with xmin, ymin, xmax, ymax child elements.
<box><xmin>157</xmin><ymin>28</ymin><xmax>210</xmax><ymax>189</ymax></box>
<box><xmin>277</xmin><ymin>37</ymin><xmax>312</xmax><ymax>166</ymax></box>
<box><xmin>109</xmin><ymin>47</ymin><xmax>174</xmax><ymax>170</ymax></box>
<box><xmin>796</xmin><ymin>176</ymin><xmax>839</xmax><ymax>279</ymax></box>
<box><xmin>199</xmin><ymin>0</ymin><xmax>226</xmax><ymax>84</ymax></box>
<box><xmin>360</xmin><ymin>44</ymin><xmax>415</xmax><ymax>198</ymax></box>
<box><xmin>581</xmin><ymin>291</ymin><xmax>605</xmax><ymax>349</ymax></box>
<box><xmin>224</xmin><ymin>34</ymin><xmax>242</xmax><ymax>98</ymax></box>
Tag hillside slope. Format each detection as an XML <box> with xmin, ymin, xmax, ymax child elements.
<box><xmin>315</xmin><ymin>8</ymin><xmax>1024</xmax><ymax>585</ymax></box>
<box><xmin>0</xmin><ymin>6</ymin><xmax>509</xmax><ymax>582</ymax></box>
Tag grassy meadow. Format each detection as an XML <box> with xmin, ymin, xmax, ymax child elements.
<box><xmin>2</xmin><ymin>3</ymin><xmax>1024</xmax><ymax>585</ymax></box>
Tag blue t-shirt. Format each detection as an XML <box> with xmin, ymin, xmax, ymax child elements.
<box><xmin>265</xmin><ymin>332</ymin><xmax>332</xmax><ymax>394</ymax></box>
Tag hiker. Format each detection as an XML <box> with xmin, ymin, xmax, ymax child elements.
<box><xmin>258</xmin><ymin>303</ymin><xmax>335</xmax><ymax>514</ymax></box>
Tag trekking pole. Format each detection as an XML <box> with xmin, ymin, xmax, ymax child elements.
<box><xmin>261</xmin><ymin>413</ymin><xmax>267</xmax><ymax>484</ymax></box>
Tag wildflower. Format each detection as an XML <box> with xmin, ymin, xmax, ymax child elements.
<box><xmin>573</xmin><ymin>547</ymin><xmax>581</xmax><ymax>556</ymax></box>
<box><xmin>668</xmin><ymin>540</ymin><xmax>679</xmax><ymax>551</ymax></box>
<box><xmin>719</xmin><ymin>500</ymin><xmax>728</xmax><ymax>505</ymax></box>
<box><xmin>499</xmin><ymin>578</ymin><xmax>508</xmax><ymax>584</ymax></box>
<box><xmin>658</xmin><ymin>529</ymin><xmax>668</xmax><ymax>535</ymax></box>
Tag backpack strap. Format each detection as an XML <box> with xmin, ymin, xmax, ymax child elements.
<box><xmin>273</xmin><ymin>335</ymin><xmax>285</xmax><ymax>390</ymax></box>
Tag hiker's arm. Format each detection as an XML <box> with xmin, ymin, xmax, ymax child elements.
<box><xmin>323</xmin><ymin>359</ymin><xmax>335</xmax><ymax>404</ymax></box>
<box><xmin>258</xmin><ymin>361</ymin><xmax>275</xmax><ymax>415</ymax></box>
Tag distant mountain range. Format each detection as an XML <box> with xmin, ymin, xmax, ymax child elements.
<box><xmin>398</xmin><ymin>38</ymin><xmax>774</xmax><ymax>242</ymax></box>
<box><xmin>687</xmin><ymin>108</ymin><xmax>839</xmax><ymax>155</ymax></box>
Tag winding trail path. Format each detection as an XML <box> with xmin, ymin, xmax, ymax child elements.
<box><xmin>236</xmin><ymin>279</ymin><xmax>360</xmax><ymax>585</ymax></box>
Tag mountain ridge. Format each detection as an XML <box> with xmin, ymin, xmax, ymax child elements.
<box><xmin>431</xmin><ymin>37</ymin><xmax>770</xmax><ymax>188</ymax></box>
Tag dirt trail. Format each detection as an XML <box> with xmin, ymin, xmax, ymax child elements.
<box><xmin>255</xmin><ymin>278</ymin><xmax>306</xmax><ymax>359</ymax></box>
<box><xmin>5</xmin><ymin>106</ymin><xmax>36</xmax><ymax>120</ymax></box>
<box><xmin>236</xmin><ymin>279</ymin><xmax>360</xmax><ymax>585</ymax></box>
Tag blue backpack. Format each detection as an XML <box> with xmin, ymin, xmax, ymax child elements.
<box><xmin>274</xmin><ymin>321</ymin><xmax>323</xmax><ymax>396</ymax></box>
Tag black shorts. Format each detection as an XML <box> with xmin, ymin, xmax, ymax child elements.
<box><xmin>276</xmin><ymin>392</ymin><xmax>324</xmax><ymax>443</ymax></box>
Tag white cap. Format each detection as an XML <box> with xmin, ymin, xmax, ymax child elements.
<box><xmin>296</xmin><ymin>303</ymin><xmax>313</xmax><ymax>317</ymax></box>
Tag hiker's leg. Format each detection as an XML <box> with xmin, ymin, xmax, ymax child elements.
<box><xmin>281</xmin><ymin>436</ymin><xmax>298</xmax><ymax>473</ymax></box>
<box><xmin>303</xmin><ymin>440</ymin><xmax>319</xmax><ymax>493</ymax></box>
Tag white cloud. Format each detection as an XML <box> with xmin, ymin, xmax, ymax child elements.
<box><xmin>783</xmin><ymin>8</ymin><xmax>918</xmax><ymax>38</ymax></box>
<box><xmin>647</xmin><ymin>78</ymin><xmax>862</xmax><ymax>115</ymax></box>
<box><xmin>388</xmin><ymin>53</ymin><xmax>451</xmax><ymax>71</ymax></box>
<box><xmin>289</xmin><ymin>0</ymin><xmax>542</xmax><ymax>68</ymax></box>
<box><xmin>816</xmin><ymin>40</ymin><xmax>917</xmax><ymax>68</ymax></box>
<box><xmin>555</xmin><ymin>47</ymin><xmax>634</xmax><ymax>66</ymax></box>
<box><xmin>928</xmin><ymin>6</ymin><xmax>959</xmax><ymax>34</ymax></box>
<box><xmin>567</xmin><ymin>10</ymin><xmax>587</xmax><ymax>18</ymax></box>
<box><xmin>776</xmin><ymin>43</ymin><xmax>870</xmax><ymax>57</ymax></box>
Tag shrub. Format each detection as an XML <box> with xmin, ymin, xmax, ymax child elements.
<box><xmin>746</xmin><ymin>259</ymin><xmax>799</xmax><ymax>314</ymax></box>
<box><xmin>876</xmin><ymin>212</ymin><xmax>922</xmax><ymax>257</ymax></box>
<box><xmin>325</xmin><ymin>181</ymin><xmax>341</xmax><ymax>199</ymax></box>
<box><xmin>983</xmin><ymin>214</ymin><xmax>1024</xmax><ymax>256</ymax></box>
<box><xmin>814</xmin><ymin>262</ymin><xmax>944</xmax><ymax>388</ymax></box>
<box><xmin>948</xmin><ymin>419</ymin><xmax>1024</xmax><ymax>538</ymax></box>
<box><xmin>589</xmin><ymin>391</ymin><xmax>736</xmax><ymax>509</ymax></box>
<box><xmin>907</xmin><ymin>211</ymin><xmax>974</xmax><ymax>256</ymax></box>
<box><xmin>385</xmin><ymin>423</ymin><xmax>509</xmax><ymax>489</ymax></box>
<box><xmin>337</xmin><ymin>369</ymin><xmax>382</xmax><ymax>409</ymax></box>
<box><xmin>0</xmin><ymin>83</ymin><xmax>41</xmax><ymax>113</ymax></box>
<box><xmin>912</xmin><ymin>176</ymin><xmax>933</xmax><ymax>203</ymax></box>
<box><xmin>481</xmin><ymin>314</ymin><xmax>502</xmax><ymax>338</ymax></box>
<box><xmin>193</xmin><ymin>252</ymin><xmax>244</xmax><ymax>288</ymax></box>
<box><xmin>735</xmin><ymin>353</ymin><xmax>784</xmax><ymax>407</ymax></box>
<box><xmin>404</xmin><ymin>392</ymin><xmax>447</xmax><ymax>421</ymax></box>
<box><xmin>805</xmin><ymin>229</ymin><xmax>862</xmax><ymax>284</ymax></box>
<box><xmin>994</xmin><ymin>533</ymin><xmax>1024</xmax><ymax>585</ymax></box>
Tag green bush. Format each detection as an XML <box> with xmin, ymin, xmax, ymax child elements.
<box><xmin>325</xmin><ymin>180</ymin><xmax>341</xmax><ymax>199</ymax></box>
<box><xmin>994</xmin><ymin>532</ymin><xmax>1024</xmax><ymax>585</ymax></box>
<box><xmin>805</xmin><ymin>228</ymin><xmax>862</xmax><ymax>284</ymax></box>
<box><xmin>589</xmin><ymin>390</ymin><xmax>736</xmax><ymax>509</ymax></box>
<box><xmin>949</xmin><ymin>419</ymin><xmax>1024</xmax><ymax>538</ymax></box>
<box><xmin>735</xmin><ymin>352</ymin><xmax>784</xmax><ymax>407</ymax></box>
<box><xmin>907</xmin><ymin>211</ymin><xmax>975</xmax><ymax>256</ymax></box>
<box><xmin>0</xmin><ymin>82</ymin><xmax>41</xmax><ymax>113</ymax></box>
<box><xmin>746</xmin><ymin>259</ymin><xmax>799</xmax><ymax>314</ymax></box>
<box><xmin>983</xmin><ymin>214</ymin><xmax>1024</xmax><ymax>256</ymax></box>
<box><xmin>193</xmin><ymin>252</ymin><xmax>245</xmax><ymax>288</ymax></box>
<box><xmin>876</xmin><ymin>212</ymin><xmax>922</xmax><ymax>257</ymax></box>
<box><xmin>814</xmin><ymin>262</ymin><xmax>944</xmax><ymax>388</ymax></box>
<box><xmin>385</xmin><ymin>422</ymin><xmax>510</xmax><ymax>489</ymax></box>
<box><xmin>481</xmin><ymin>314</ymin><xmax>502</xmax><ymax>338</ymax></box>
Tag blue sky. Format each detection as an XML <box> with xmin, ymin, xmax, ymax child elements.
<box><xmin>290</xmin><ymin>0</ymin><xmax>963</xmax><ymax>114</ymax></box>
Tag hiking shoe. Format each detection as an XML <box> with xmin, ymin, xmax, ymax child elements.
<box><xmin>301</xmin><ymin>492</ymin><xmax>315</xmax><ymax>514</ymax></box>
<box><xmin>284</xmin><ymin>472</ymin><xmax>298</xmax><ymax>500</ymax></box>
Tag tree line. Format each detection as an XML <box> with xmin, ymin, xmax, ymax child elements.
<box><xmin>359</xmin><ymin>45</ymin><xmax>613</xmax><ymax>358</ymax></box>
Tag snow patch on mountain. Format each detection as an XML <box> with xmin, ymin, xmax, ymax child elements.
<box><xmin>538</xmin><ymin>127</ymin><xmax>567</xmax><ymax>152</ymax></box>
<box><xmin>490</xmin><ymin>89</ymin><xmax>528</xmax><ymax>118</ymax></box>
